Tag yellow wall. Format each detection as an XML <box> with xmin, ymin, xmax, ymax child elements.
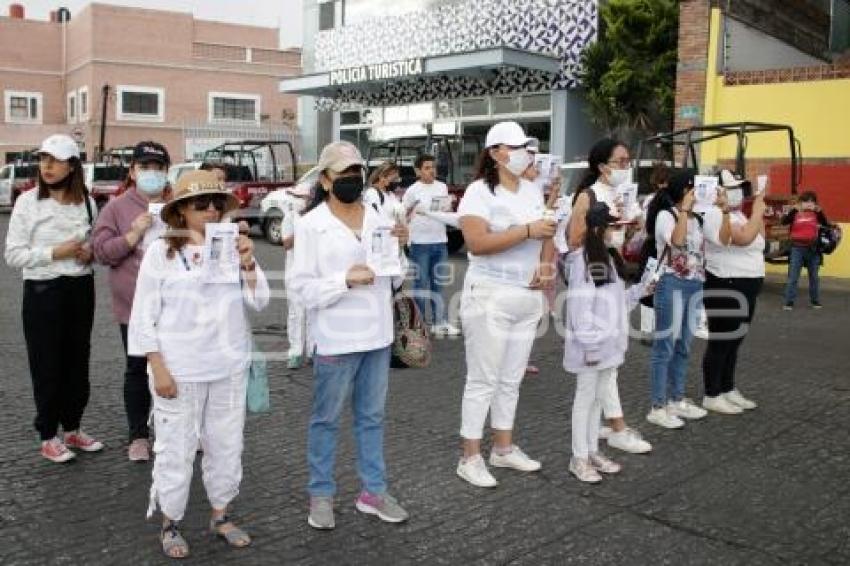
<box><xmin>702</xmin><ymin>8</ymin><xmax>850</xmax><ymax>279</ymax></box>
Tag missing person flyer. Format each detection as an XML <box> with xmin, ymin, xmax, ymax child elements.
<box><xmin>694</xmin><ymin>175</ymin><xmax>719</xmax><ymax>212</ymax></box>
<box><xmin>142</xmin><ymin>203</ymin><xmax>168</xmax><ymax>251</ymax></box>
<box><xmin>366</xmin><ymin>225</ymin><xmax>402</xmax><ymax>277</ymax></box>
<box><xmin>616</xmin><ymin>183</ymin><xmax>638</xmax><ymax>215</ymax></box>
<box><xmin>533</xmin><ymin>153</ymin><xmax>563</xmax><ymax>192</ymax></box>
<box><xmin>202</xmin><ymin>222</ymin><xmax>239</xmax><ymax>283</ymax></box>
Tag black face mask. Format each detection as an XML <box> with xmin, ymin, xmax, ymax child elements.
<box><xmin>386</xmin><ymin>180</ymin><xmax>401</xmax><ymax>192</ymax></box>
<box><xmin>332</xmin><ymin>175</ymin><xmax>364</xmax><ymax>204</ymax></box>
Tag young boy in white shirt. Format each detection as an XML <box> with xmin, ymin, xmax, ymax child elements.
<box><xmin>402</xmin><ymin>154</ymin><xmax>460</xmax><ymax>336</ymax></box>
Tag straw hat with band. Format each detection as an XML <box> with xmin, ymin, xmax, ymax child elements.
<box><xmin>160</xmin><ymin>170</ymin><xmax>239</xmax><ymax>224</ymax></box>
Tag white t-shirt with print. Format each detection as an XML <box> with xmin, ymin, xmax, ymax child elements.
<box><xmin>402</xmin><ymin>180</ymin><xmax>449</xmax><ymax>244</ymax></box>
<box><xmin>702</xmin><ymin>208</ymin><xmax>765</xmax><ymax>278</ymax></box>
<box><xmin>655</xmin><ymin>208</ymin><xmax>706</xmax><ymax>281</ymax></box>
<box><xmin>458</xmin><ymin>178</ymin><xmax>545</xmax><ymax>287</ymax></box>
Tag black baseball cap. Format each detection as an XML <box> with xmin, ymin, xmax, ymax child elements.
<box><xmin>132</xmin><ymin>141</ymin><xmax>171</xmax><ymax>166</ymax></box>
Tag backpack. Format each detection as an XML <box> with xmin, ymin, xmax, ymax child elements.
<box><xmin>816</xmin><ymin>223</ymin><xmax>842</xmax><ymax>255</ymax></box>
<box><xmin>391</xmin><ymin>290</ymin><xmax>431</xmax><ymax>369</ymax></box>
<box><xmin>790</xmin><ymin>211</ymin><xmax>819</xmax><ymax>245</ymax></box>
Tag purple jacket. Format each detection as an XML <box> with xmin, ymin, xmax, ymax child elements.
<box><xmin>562</xmin><ymin>250</ymin><xmax>646</xmax><ymax>374</ymax></box>
<box><xmin>91</xmin><ymin>188</ymin><xmax>148</xmax><ymax>324</ymax></box>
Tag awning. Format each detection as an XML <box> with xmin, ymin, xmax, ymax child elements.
<box><xmin>279</xmin><ymin>47</ymin><xmax>561</xmax><ymax>98</ymax></box>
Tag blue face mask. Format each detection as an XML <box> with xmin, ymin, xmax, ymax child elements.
<box><xmin>136</xmin><ymin>169</ymin><xmax>167</xmax><ymax>196</ymax></box>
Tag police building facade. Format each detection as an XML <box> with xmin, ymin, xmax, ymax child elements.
<box><xmin>284</xmin><ymin>0</ymin><xmax>604</xmax><ymax>164</ymax></box>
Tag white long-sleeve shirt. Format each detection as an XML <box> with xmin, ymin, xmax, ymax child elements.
<box><xmin>289</xmin><ymin>202</ymin><xmax>403</xmax><ymax>356</ymax></box>
<box><xmin>127</xmin><ymin>239</ymin><xmax>270</xmax><ymax>382</ymax></box>
<box><xmin>4</xmin><ymin>189</ymin><xmax>97</xmax><ymax>280</ymax></box>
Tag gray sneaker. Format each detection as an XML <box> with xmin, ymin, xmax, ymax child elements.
<box><xmin>307</xmin><ymin>496</ymin><xmax>335</xmax><ymax>530</ymax></box>
<box><xmin>355</xmin><ymin>491</ymin><xmax>409</xmax><ymax>523</ymax></box>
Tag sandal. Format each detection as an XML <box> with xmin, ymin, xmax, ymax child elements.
<box><xmin>210</xmin><ymin>514</ymin><xmax>252</xmax><ymax>548</ymax></box>
<box><xmin>161</xmin><ymin>521</ymin><xmax>190</xmax><ymax>559</ymax></box>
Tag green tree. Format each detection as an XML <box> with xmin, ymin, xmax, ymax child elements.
<box><xmin>579</xmin><ymin>0</ymin><xmax>679</xmax><ymax>139</ymax></box>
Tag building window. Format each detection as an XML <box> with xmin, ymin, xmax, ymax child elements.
<box><xmin>460</xmin><ymin>98</ymin><xmax>489</xmax><ymax>117</ymax></box>
<box><xmin>319</xmin><ymin>1</ymin><xmax>335</xmax><ymax>31</ymax></box>
<box><xmin>78</xmin><ymin>87</ymin><xmax>89</xmax><ymax>120</ymax></box>
<box><xmin>208</xmin><ymin>92</ymin><xmax>260</xmax><ymax>124</ymax></box>
<box><xmin>521</xmin><ymin>94</ymin><xmax>551</xmax><ymax>113</ymax></box>
<box><xmin>492</xmin><ymin>96</ymin><xmax>521</xmax><ymax>115</ymax></box>
<box><xmin>117</xmin><ymin>86</ymin><xmax>164</xmax><ymax>122</ymax></box>
<box><xmin>4</xmin><ymin>91</ymin><xmax>42</xmax><ymax>124</ymax></box>
<box><xmin>67</xmin><ymin>92</ymin><xmax>77</xmax><ymax>123</ymax></box>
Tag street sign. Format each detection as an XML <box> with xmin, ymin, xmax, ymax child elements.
<box><xmin>679</xmin><ymin>105</ymin><xmax>701</xmax><ymax>119</ymax></box>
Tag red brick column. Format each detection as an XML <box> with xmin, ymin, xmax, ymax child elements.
<box><xmin>674</xmin><ymin>0</ymin><xmax>713</xmax><ymax>135</ymax></box>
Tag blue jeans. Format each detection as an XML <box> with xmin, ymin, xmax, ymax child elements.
<box><xmin>307</xmin><ymin>346</ymin><xmax>390</xmax><ymax>497</ymax></box>
<box><xmin>783</xmin><ymin>245</ymin><xmax>821</xmax><ymax>305</ymax></box>
<box><xmin>650</xmin><ymin>274</ymin><xmax>703</xmax><ymax>408</ymax></box>
<box><xmin>409</xmin><ymin>243</ymin><xmax>448</xmax><ymax>325</ymax></box>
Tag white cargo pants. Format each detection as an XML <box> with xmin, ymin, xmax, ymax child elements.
<box><xmin>146</xmin><ymin>373</ymin><xmax>247</xmax><ymax>521</ymax></box>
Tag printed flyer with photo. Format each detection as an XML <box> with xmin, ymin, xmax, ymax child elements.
<box><xmin>201</xmin><ymin>222</ymin><xmax>239</xmax><ymax>284</ymax></box>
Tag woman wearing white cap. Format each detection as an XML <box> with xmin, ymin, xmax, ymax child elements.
<box><xmin>4</xmin><ymin>134</ymin><xmax>103</xmax><ymax>463</ymax></box>
<box><xmin>128</xmin><ymin>170</ymin><xmax>269</xmax><ymax>558</ymax></box>
<box><xmin>290</xmin><ymin>141</ymin><xmax>410</xmax><ymax>530</ymax></box>
<box><xmin>455</xmin><ymin>121</ymin><xmax>556</xmax><ymax>487</ymax></box>
<box><xmin>700</xmin><ymin>170</ymin><xmax>765</xmax><ymax>414</ymax></box>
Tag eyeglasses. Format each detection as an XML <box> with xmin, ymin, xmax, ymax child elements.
<box><xmin>190</xmin><ymin>194</ymin><xmax>227</xmax><ymax>212</ymax></box>
<box><xmin>607</xmin><ymin>158</ymin><xmax>632</xmax><ymax>168</ymax></box>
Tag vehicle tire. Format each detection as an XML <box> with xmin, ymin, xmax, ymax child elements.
<box><xmin>264</xmin><ymin>208</ymin><xmax>284</xmax><ymax>245</ymax></box>
<box><xmin>447</xmin><ymin>229</ymin><xmax>465</xmax><ymax>254</ymax></box>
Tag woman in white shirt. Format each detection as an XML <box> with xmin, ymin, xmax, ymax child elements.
<box><xmin>4</xmin><ymin>134</ymin><xmax>102</xmax><ymax>464</ymax></box>
<box><xmin>454</xmin><ymin>121</ymin><xmax>556</xmax><ymax>488</ymax></box>
<box><xmin>128</xmin><ymin>170</ymin><xmax>269</xmax><ymax>559</ymax></box>
<box><xmin>700</xmin><ymin>171</ymin><xmax>766</xmax><ymax>414</ymax></box>
<box><xmin>281</xmin><ymin>184</ymin><xmax>312</xmax><ymax>369</ymax></box>
<box><xmin>289</xmin><ymin>142</ymin><xmax>410</xmax><ymax>530</ymax></box>
<box><xmin>363</xmin><ymin>161</ymin><xmax>403</xmax><ymax>223</ymax></box>
<box><xmin>644</xmin><ymin>172</ymin><xmax>709</xmax><ymax>429</ymax></box>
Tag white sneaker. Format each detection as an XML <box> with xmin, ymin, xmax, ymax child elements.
<box><xmin>489</xmin><ymin>445</ymin><xmax>541</xmax><ymax>472</ymax></box>
<box><xmin>442</xmin><ymin>323</ymin><xmax>461</xmax><ymax>336</ymax></box>
<box><xmin>646</xmin><ymin>407</ymin><xmax>685</xmax><ymax>429</ymax></box>
<box><xmin>668</xmin><ymin>399</ymin><xmax>708</xmax><ymax>420</ymax></box>
<box><xmin>589</xmin><ymin>452</ymin><xmax>622</xmax><ymax>474</ymax></box>
<box><xmin>598</xmin><ymin>425</ymin><xmax>612</xmax><ymax>440</ymax></box>
<box><xmin>724</xmin><ymin>389</ymin><xmax>757</xmax><ymax>410</ymax></box>
<box><xmin>702</xmin><ymin>395</ymin><xmax>744</xmax><ymax>415</ymax></box>
<box><xmin>569</xmin><ymin>457</ymin><xmax>602</xmax><ymax>483</ymax></box>
<box><xmin>607</xmin><ymin>428</ymin><xmax>652</xmax><ymax>454</ymax></box>
<box><xmin>430</xmin><ymin>324</ymin><xmax>445</xmax><ymax>336</ymax></box>
<box><xmin>456</xmin><ymin>455</ymin><xmax>498</xmax><ymax>488</ymax></box>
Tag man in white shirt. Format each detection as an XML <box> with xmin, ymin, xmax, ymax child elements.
<box><xmin>402</xmin><ymin>154</ymin><xmax>460</xmax><ymax>336</ymax></box>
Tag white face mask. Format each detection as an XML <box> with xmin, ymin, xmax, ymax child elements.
<box><xmin>505</xmin><ymin>148</ymin><xmax>532</xmax><ymax>176</ymax></box>
<box><xmin>606</xmin><ymin>167</ymin><xmax>631</xmax><ymax>187</ymax></box>
<box><xmin>726</xmin><ymin>188</ymin><xmax>744</xmax><ymax>209</ymax></box>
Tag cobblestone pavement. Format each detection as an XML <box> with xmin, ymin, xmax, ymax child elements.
<box><xmin>1</xmin><ymin>213</ymin><xmax>849</xmax><ymax>565</ymax></box>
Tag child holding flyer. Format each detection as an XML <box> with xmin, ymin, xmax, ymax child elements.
<box><xmin>564</xmin><ymin>203</ymin><xmax>655</xmax><ymax>483</ymax></box>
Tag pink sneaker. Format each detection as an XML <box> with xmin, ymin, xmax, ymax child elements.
<box><xmin>64</xmin><ymin>430</ymin><xmax>104</xmax><ymax>452</ymax></box>
<box><xmin>128</xmin><ymin>438</ymin><xmax>151</xmax><ymax>462</ymax></box>
<box><xmin>41</xmin><ymin>438</ymin><xmax>76</xmax><ymax>463</ymax></box>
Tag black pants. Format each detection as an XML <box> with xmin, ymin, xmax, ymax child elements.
<box><xmin>22</xmin><ymin>275</ymin><xmax>95</xmax><ymax>441</ymax></box>
<box><xmin>119</xmin><ymin>324</ymin><xmax>151</xmax><ymax>441</ymax></box>
<box><xmin>701</xmin><ymin>272</ymin><xmax>763</xmax><ymax>398</ymax></box>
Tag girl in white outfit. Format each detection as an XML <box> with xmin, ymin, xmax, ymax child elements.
<box><xmin>565</xmin><ymin>203</ymin><xmax>653</xmax><ymax>483</ymax></box>
<box><xmin>455</xmin><ymin>121</ymin><xmax>557</xmax><ymax>488</ymax></box>
<box><xmin>128</xmin><ymin>170</ymin><xmax>269</xmax><ymax>559</ymax></box>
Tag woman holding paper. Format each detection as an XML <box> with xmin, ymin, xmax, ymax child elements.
<box><xmin>92</xmin><ymin>140</ymin><xmax>172</xmax><ymax>462</ymax></box>
<box><xmin>699</xmin><ymin>170</ymin><xmax>766</xmax><ymax>415</ymax></box>
<box><xmin>289</xmin><ymin>141</ymin><xmax>410</xmax><ymax>530</ymax></box>
<box><xmin>364</xmin><ymin>161</ymin><xmax>404</xmax><ymax>223</ymax></box>
<box><xmin>128</xmin><ymin>170</ymin><xmax>269</xmax><ymax>558</ymax></box>
<box><xmin>454</xmin><ymin>121</ymin><xmax>556</xmax><ymax>488</ymax></box>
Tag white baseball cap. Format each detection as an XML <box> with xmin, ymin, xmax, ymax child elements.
<box><xmin>719</xmin><ymin>169</ymin><xmax>747</xmax><ymax>188</ymax></box>
<box><xmin>485</xmin><ymin>121</ymin><xmax>533</xmax><ymax>149</ymax></box>
<box><xmin>36</xmin><ymin>134</ymin><xmax>80</xmax><ymax>161</ymax></box>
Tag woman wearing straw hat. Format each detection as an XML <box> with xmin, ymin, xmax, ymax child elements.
<box><xmin>128</xmin><ymin>170</ymin><xmax>269</xmax><ymax>558</ymax></box>
<box><xmin>4</xmin><ymin>134</ymin><xmax>103</xmax><ymax>463</ymax></box>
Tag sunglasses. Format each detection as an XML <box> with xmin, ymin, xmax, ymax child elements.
<box><xmin>190</xmin><ymin>194</ymin><xmax>228</xmax><ymax>212</ymax></box>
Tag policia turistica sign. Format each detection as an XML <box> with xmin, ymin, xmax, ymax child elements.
<box><xmin>329</xmin><ymin>58</ymin><xmax>424</xmax><ymax>86</ymax></box>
